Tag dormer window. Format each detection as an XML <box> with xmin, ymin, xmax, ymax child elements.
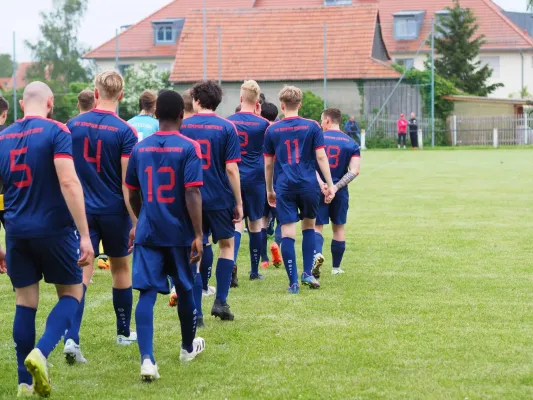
<box><xmin>393</xmin><ymin>11</ymin><xmax>425</xmax><ymax>41</ymax></box>
<box><xmin>324</xmin><ymin>0</ymin><xmax>352</xmax><ymax>5</ymax></box>
<box><xmin>435</xmin><ymin>10</ymin><xmax>451</xmax><ymax>38</ymax></box>
<box><xmin>152</xmin><ymin>19</ymin><xmax>185</xmax><ymax>45</ymax></box>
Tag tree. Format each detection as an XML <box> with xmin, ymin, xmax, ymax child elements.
<box><xmin>25</xmin><ymin>0</ymin><xmax>91</xmax><ymax>85</ymax></box>
<box><xmin>0</xmin><ymin>54</ymin><xmax>13</xmax><ymax>77</ymax></box>
<box><xmin>433</xmin><ymin>0</ymin><xmax>502</xmax><ymax>96</ymax></box>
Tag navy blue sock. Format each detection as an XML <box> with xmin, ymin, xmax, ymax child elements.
<box><xmin>135</xmin><ymin>289</ymin><xmax>157</xmax><ymax>364</ymax></box>
<box><xmin>200</xmin><ymin>244</ymin><xmax>214</xmax><ymax>291</ymax></box>
<box><xmin>331</xmin><ymin>240</ymin><xmax>346</xmax><ymax>269</ymax></box>
<box><xmin>113</xmin><ymin>287</ymin><xmax>133</xmax><ymax>337</ymax></box>
<box><xmin>315</xmin><ymin>232</ymin><xmax>324</xmax><ymax>255</ymax></box>
<box><xmin>249</xmin><ymin>231</ymin><xmax>262</xmax><ymax>275</ymax></box>
<box><xmin>37</xmin><ymin>296</ymin><xmax>79</xmax><ymax>358</ymax></box>
<box><xmin>260</xmin><ymin>228</ymin><xmax>269</xmax><ymax>262</ymax></box>
<box><xmin>193</xmin><ymin>272</ymin><xmax>203</xmax><ymax>317</ymax></box>
<box><xmin>13</xmin><ymin>305</ymin><xmax>36</xmax><ymax>385</ymax></box>
<box><xmin>177</xmin><ymin>289</ymin><xmax>196</xmax><ymax>353</ymax></box>
<box><xmin>234</xmin><ymin>231</ymin><xmax>242</xmax><ymax>264</ymax></box>
<box><xmin>275</xmin><ymin>222</ymin><xmax>282</xmax><ymax>246</ymax></box>
<box><xmin>281</xmin><ymin>238</ymin><xmax>299</xmax><ymax>286</ymax></box>
<box><xmin>65</xmin><ymin>284</ymin><xmax>87</xmax><ymax>344</ymax></box>
<box><xmin>215</xmin><ymin>258</ymin><xmax>234</xmax><ymax>303</ymax></box>
<box><xmin>302</xmin><ymin>229</ymin><xmax>315</xmax><ymax>275</ymax></box>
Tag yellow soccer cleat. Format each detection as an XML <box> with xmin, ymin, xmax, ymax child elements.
<box><xmin>0</xmin><ymin>194</ymin><xmax>4</xmax><ymax>211</ymax></box>
<box><xmin>17</xmin><ymin>383</ymin><xmax>34</xmax><ymax>397</ymax></box>
<box><xmin>24</xmin><ymin>348</ymin><xmax>51</xmax><ymax>398</ymax></box>
<box><xmin>97</xmin><ymin>258</ymin><xmax>110</xmax><ymax>270</ymax></box>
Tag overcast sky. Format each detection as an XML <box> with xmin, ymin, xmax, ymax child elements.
<box><xmin>0</xmin><ymin>0</ymin><xmax>529</xmax><ymax>62</ymax></box>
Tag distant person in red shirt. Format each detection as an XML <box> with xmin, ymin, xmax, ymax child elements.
<box><xmin>397</xmin><ymin>113</ymin><xmax>408</xmax><ymax>149</ymax></box>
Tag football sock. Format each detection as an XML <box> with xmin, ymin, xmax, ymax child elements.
<box><xmin>234</xmin><ymin>231</ymin><xmax>242</xmax><ymax>264</ymax></box>
<box><xmin>177</xmin><ymin>289</ymin><xmax>196</xmax><ymax>353</ymax></box>
<box><xmin>169</xmin><ymin>275</ymin><xmax>176</xmax><ymax>289</ymax></box>
<box><xmin>13</xmin><ymin>305</ymin><xmax>36</xmax><ymax>385</ymax></box>
<box><xmin>113</xmin><ymin>286</ymin><xmax>133</xmax><ymax>337</ymax></box>
<box><xmin>260</xmin><ymin>228</ymin><xmax>269</xmax><ymax>262</ymax></box>
<box><xmin>215</xmin><ymin>258</ymin><xmax>234</xmax><ymax>303</ymax></box>
<box><xmin>249</xmin><ymin>231</ymin><xmax>262</xmax><ymax>274</ymax></box>
<box><xmin>37</xmin><ymin>295</ymin><xmax>79</xmax><ymax>358</ymax></box>
<box><xmin>200</xmin><ymin>244</ymin><xmax>214</xmax><ymax>291</ymax></box>
<box><xmin>281</xmin><ymin>237</ymin><xmax>299</xmax><ymax>286</ymax></box>
<box><xmin>193</xmin><ymin>272</ymin><xmax>203</xmax><ymax>317</ymax></box>
<box><xmin>275</xmin><ymin>222</ymin><xmax>282</xmax><ymax>246</ymax></box>
<box><xmin>302</xmin><ymin>229</ymin><xmax>315</xmax><ymax>275</ymax></box>
<box><xmin>315</xmin><ymin>232</ymin><xmax>324</xmax><ymax>255</ymax></box>
<box><xmin>135</xmin><ymin>289</ymin><xmax>157</xmax><ymax>364</ymax></box>
<box><xmin>64</xmin><ymin>283</ymin><xmax>87</xmax><ymax>344</ymax></box>
<box><xmin>331</xmin><ymin>240</ymin><xmax>346</xmax><ymax>269</ymax></box>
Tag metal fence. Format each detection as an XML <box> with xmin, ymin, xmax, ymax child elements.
<box><xmin>450</xmin><ymin>115</ymin><xmax>533</xmax><ymax>146</ymax></box>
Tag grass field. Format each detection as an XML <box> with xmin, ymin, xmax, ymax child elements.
<box><xmin>1</xmin><ymin>148</ymin><xmax>533</xmax><ymax>399</ymax></box>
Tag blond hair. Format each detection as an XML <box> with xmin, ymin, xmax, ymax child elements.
<box><xmin>95</xmin><ymin>71</ymin><xmax>124</xmax><ymax>101</ymax></box>
<box><xmin>182</xmin><ymin>89</ymin><xmax>194</xmax><ymax>113</ymax></box>
<box><xmin>240</xmin><ymin>80</ymin><xmax>261</xmax><ymax>105</ymax></box>
<box><xmin>279</xmin><ymin>85</ymin><xmax>302</xmax><ymax>110</ymax></box>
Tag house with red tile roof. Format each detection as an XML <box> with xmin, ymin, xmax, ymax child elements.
<box><xmin>0</xmin><ymin>62</ymin><xmax>34</xmax><ymax>93</ymax></box>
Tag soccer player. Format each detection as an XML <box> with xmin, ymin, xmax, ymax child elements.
<box><xmin>0</xmin><ymin>95</ymin><xmax>9</xmax><ymax>132</ymax></box>
<box><xmin>128</xmin><ymin>90</ymin><xmax>159</xmax><ymax>141</ymax></box>
<box><xmin>65</xmin><ymin>71</ymin><xmax>138</xmax><ymax>363</ymax></box>
<box><xmin>264</xmin><ymin>86</ymin><xmax>335</xmax><ymax>293</ymax></box>
<box><xmin>228</xmin><ymin>80</ymin><xmax>270</xmax><ymax>281</ymax></box>
<box><xmin>0</xmin><ymin>81</ymin><xmax>94</xmax><ymax>397</ymax></box>
<box><xmin>313</xmin><ymin>108</ymin><xmax>360</xmax><ymax>276</ymax></box>
<box><xmin>77</xmin><ymin>89</ymin><xmax>95</xmax><ymax>114</ymax></box>
<box><xmin>126</xmin><ymin>90</ymin><xmax>205</xmax><ymax>381</ymax></box>
<box><xmin>182</xmin><ymin>89</ymin><xmax>195</xmax><ymax>120</ymax></box>
<box><xmin>180</xmin><ymin>80</ymin><xmax>242</xmax><ymax>321</ymax></box>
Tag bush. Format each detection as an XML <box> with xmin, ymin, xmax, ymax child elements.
<box><xmin>365</xmin><ymin>130</ymin><xmax>397</xmax><ymax>149</ymax></box>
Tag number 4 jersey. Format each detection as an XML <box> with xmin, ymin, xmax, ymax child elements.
<box><xmin>68</xmin><ymin>109</ymin><xmax>138</xmax><ymax>215</ymax></box>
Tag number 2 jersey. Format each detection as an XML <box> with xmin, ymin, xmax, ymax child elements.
<box><xmin>0</xmin><ymin>117</ymin><xmax>74</xmax><ymax>238</ymax></box>
<box><xmin>125</xmin><ymin>132</ymin><xmax>203</xmax><ymax>247</ymax></box>
<box><xmin>68</xmin><ymin>109</ymin><xmax>138</xmax><ymax>215</ymax></box>
<box><xmin>180</xmin><ymin>114</ymin><xmax>241</xmax><ymax>211</ymax></box>
<box><xmin>264</xmin><ymin>116</ymin><xmax>325</xmax><ymax>195</ymax></box>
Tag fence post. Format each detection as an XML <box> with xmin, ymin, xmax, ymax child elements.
<box><xmin>453</xmin><ymin>115</ymin><xmax>457</xmax><ymax>146</ymax></box>
<box><xmin>525</xmin><ymin>113</ymin><xmax>529</xmax><ymax>145</ymax></box>
<box><xmin>361</xmin><ymin>129</ymin><xmax>366</xmax><ymax>150</ymax></box>
<box><xmin>418</xmin><ymin>129</ymin><xmax>423</xmax><ymax>150</ymax></box>
<box><xmin>493</xmin><ymin>128</ymin><xmax>498</xmax><ymax>149</ymax></box>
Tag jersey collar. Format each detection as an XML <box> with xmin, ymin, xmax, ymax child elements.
<box><xmin>92</xmin><ymin>108</ymin><xmax>117</xmax><ymax>116</ymax></box>
<box><xmin>154</xmin><ymin>131</ymin><xmax>179</xmax><ymax>136</ymax></box>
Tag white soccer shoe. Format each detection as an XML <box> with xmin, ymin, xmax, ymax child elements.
<box><xmin>117</xmin><ymin>331</ymin><xmax>137</xmax><ymax>346</ymax></box>
<box><xmin>64</xmin><ymin>339</ymin><xmax>88</xmax><ymax>364</ymax></box>
<box><xmin>311</xmin><ymin>253</ymin><xmax>325</xmax><ymax>278</ymax></box>
<box><xmin>202</xmin><ymin>286</ymin><xmax>216</xmax><ymax>297</ymax></box>
<box><xmin>140</xmin><ymin>359</ymin><xmax>160</xmax><ymax>382</ymax></box>
<box><xmin>17</xmin><ymin>383</ymin><xmax>34</xmax><ymax>397</ymax></box>
<box><xmin>332</xmin><ymin>268</ymin><xmax>345</xmax><ymax>275</ymax></box>
<box><xmin>179</xmin><ymin>337</ymin><xmax>205</xmax><ymax>362</ymax></box>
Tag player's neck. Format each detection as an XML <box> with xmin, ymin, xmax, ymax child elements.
<box><xmin>195</xmin><ymin>107</ymin><xmax>216</xmax><ymax>115</ymax></box>
<box><xmin>23</xmin><ymin>108</ymin><xmax>48</xmax><ymax>119</ymax></box>
<box><xmin>239</xmin><ymin>103</ymin><xmax>255</xmax><ymax>113</ymax></box>
<box><xmin>329</xmin><ymin>124</ymin><xmax>341</xmax><ymax>131</ymax></box>
<box><xmin>159</xmin><ymin>121</ymin><xmax>179</xmax><ymax>132</ymax></box>
<box><xmin>96</xmin><ymin>100</ymin><xmax>118</xmax><ymax>113</ymax></box>
<box><xmin>283</xmin><ymin>110</ymin><xmax>299</xmax><ymax>118</ymax></box>
<box><xmin>184</xmin><ymin>112</ymin><xmax>193</xmax><ymax>119</ymax></box>
<box><xmin>140</xmin><ymin>110</ymin><xmax>154</xmax><ymax>117</ymax></box>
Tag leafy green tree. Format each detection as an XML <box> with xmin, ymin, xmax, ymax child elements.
<box><xmin>433</xmin><ymin>0</ymin><xmax>502</xmax><ymax>96</ymax></box>
<box><xmin>0</xmin><ymin>54</ymin><xmax>13</xmax><ymax>77</ymax></box>
<box><xmin>299</xmin><ymin>90</ymin><xmax>324</xmax><ymax>122</ymax></box>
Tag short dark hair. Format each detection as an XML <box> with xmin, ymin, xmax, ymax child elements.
<box><xmin>191</xmin><ymin>80</ymin><xmax>223</xmax><ymax>111</ymax></box>
<box><xmin>155</xmin><ymin>90</ymin><xmax>184</xmax><ymax>122</ymax></box>
<box><xmin>261</xmin><ymin>102</ymin><xmax>278</xmax><ymax>122</ymax></box>
<box><xmin>77</xmin><ymin>90</ymin><xmax>95</xmax><ymax>112</ymax></box>
<box><xmin>322</xmin><ymin>108</ymin><xmax>342</xmax><ymax>125</ymax></box>
<box><xmin>235</xmin><ymin>105</ymin><xmax>241</xmax><ymax>113</ymax></box>
<box><xmin>0</xmin><ymin>96</ymin><xmax>9</xmax><ymax>114</ymax></box>
<box><xmin>139</xmin><ymin>90</ymin><xmax>157</xmax><ymax>112</ymax></box>
<box><xmin>259</xmin><ymin>93</ymin><xmax>266</xmax><ymax>105</ymax></box>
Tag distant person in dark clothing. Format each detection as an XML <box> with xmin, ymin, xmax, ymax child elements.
<box><xmin>397</xmin><ymin>113</ymin><xmax>408</xmax><ymax>149</ymax></box>
<box><xmin>0</xmin><ymin>96</ymin><xmax>8</xmax><ymax>132</ymax></box>
<box><xmin>409</xmin><ymin>112</ymin><xmax>419</xmax><ymax>149</ymax></box>
<box><xmin>344</xmin><ymin>115</ymin><xmax>360</xmax><ymax>144</ymax></box>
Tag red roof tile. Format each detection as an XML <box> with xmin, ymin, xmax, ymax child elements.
<box><xmin>169</xmin><ymin>5</ymin><xmax>400</xmax><ymax>82</ymax></box>
<box><xmin>0</xmin><ymin>62</ymin><xmax>33</xmax><ymax>91</ymax></box>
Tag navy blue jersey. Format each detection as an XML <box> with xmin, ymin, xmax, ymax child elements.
<box><xmin>180</xmin><ymin>114</ymin><xmax>241</xmax><ymax>211</ymax></box>
<box><xmin>264</xmin><ymin>116</ymin><xmax>324</xmax><ymax>195</ymax></box>
<box><xmin>0</xmin><ymin>117</ymin><xmax>74</xmax><ymax>238</ymax></box>
<box><xmin>125</xmin><ymin>131</ymin><xmax>203</xmax><ymax>247</ymax></box>
<box><xmin>68</xmin><ymin>109</ymin><xmax>137</xmax><ymax>215</ymax></box>
<box><xmin>319</xmin><ymin>130</ymin><xmax>360</xmax><ymax>193</ymax></box>
<box><xmin>226</xmin><ymin>112</ymin><xmax>270</xmax><ymax>187</ymax></box>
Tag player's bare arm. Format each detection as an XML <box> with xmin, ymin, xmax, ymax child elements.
<box><xmin>316</xmin><ymin>171</ymin><xmax>328</xmax><ymax>196</ymax></box>
<box><xmin>264</xmin><ymin>155</ymin><xmax>276</xmax><ymax>207</ymax></box>
<box><xmin>335</xmin><ymin>156</ymin><xmax>360</xmax><ymax>193</ymax></box>
<box><xmin>226</xmin><ymin>162</ymin><xmax>243</xmax><ymax>223</ymax></box>
<box><xmin>185</xmin><ymin>187</ymin><xmax>204</xmax><ymax>264</ymax></box>
<box><xmin>127</xmin><ymin>187</ymin><xmax>142</xmax><ymax>249</ymax></box>
<box><xmin>122</xmin><ymin>157</ymin><xmax>138</xmax><ymax>225</ymax></box>
<box><xmin>54</xmin><ymin>158</ymin><xmax>95</xmax><ymax>267</ymax></box>
<box><xmin>316</xmin><ymin>148</ymin><xmax>336</xmax><ymax>203</ymax></box>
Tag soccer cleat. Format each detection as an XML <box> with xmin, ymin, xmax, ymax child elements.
<box><xmin>287</xmin><ymin>283</ymin><xmax>300</xmax><ymax>294</ymax></box>
<box><xmin>249</xmin><ymin>273</ymin><xmax>264</xmax><ymax>281</ymax></box>
<box><xmin>17</xmin><ymin>384</ymin><xmax>34</xmax><ymax>397</ymax></box>
<box><xmin>202</xmin><ymin>286</ymin><xmax>216</xmax><ymax>297</ymax></box>
<box><xmin>64</xmin><ymin>339</ymin><xmax>87</xmax><ymax>365</ymax></box>
<box><xmin>168</xmin><ymin>287</ymin><xmax>178</xmax><ymax>307</ymax></box>
<box><xmin>261</xmin><ymin>260</ymin><xmax>270</xmax><ymax>269</ymax></box>
<box><xmin>97</xmin><ymin>258</ymin><xmax>110</xmax><ymax>270</ymax></box>
<box><xmin>230</xmin><ymin>265</ymin><xmax>239</xmax><ymax>288</ymax></box>
<box><xmin>211</xmin><ymin>299</ymin><xmax>234</xmax><ymax>321</ymax></box>
<box><xmin>179</xmin><ymin>337</ymin><xmax>206</xmax><ymax>362</ymax></box>
<box><xmin>197</xmin><ymin>316</ymin><xmax>205</xmax><ymax>328</ymax></box>
<box><xmin>140</xmin><ymin>359</ymin><xmax>160</xmax><ymax>382</ymax></box>
<box><xmin>270</xmin><ymin>243</ymin><xmax>282</xmax><ymax>268</ymax></box>
<box><xmin>266</xmin><ymin>217</ymin><xmax>275</xmax><ymax>237</ymax></box>
<box><xmin>311</xmin><ymin>253</ymin><xmax>325</xmax><ymax>279</ymax></box>
<box><xmin>332</xmin><ymin>268</ymin><xmax>345</xmax><ymax>275</ymax></box>
<box><xmin>117</xmin><ymin>331</ymin><xmax>137</xmax><ymax>346</ymax></box>
<box><xmin>24</xmin><ymin>348</ymin><xmax>51</xmax><ymax>398</ymax></box>
<box><xmin>301</xmin><ymin>272</ymin><xmax>320</xmax><ymax>289</ymax></box>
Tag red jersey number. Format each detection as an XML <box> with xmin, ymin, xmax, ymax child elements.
<box><xmin>197</xmin><ymin>139</ymin><xmax>211</xmax><ymax>170</ymax></box>
<box><xmin>10</xmin><ymin>148</ymin><xmax>32</xmax><ymax>188</ymax></box>
<box><xmin>144</xmin><ymin>166</ymin><xmax>176</xmax><ymax>203</ymax></box>
<box><xmin>238</xmin><ymin>131</ymin><xmax>248</xmax><ymax>155</ymax></box>
<box><xmin>326</xmin><ymin>145</ymin><xmax>340</xmax><ymax>169</ymax></box>
<box><xmin>84</xmin><ymin>138</ymin><xmax>102</xmax><ymax>172</ymax></box>
<box><xmin>284</xmin><ymin>139</ymin><xmax>300</xmax><ymax>165</ymax></box>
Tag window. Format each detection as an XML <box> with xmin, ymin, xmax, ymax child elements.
<box><xmin>152</xmin><ymin>19</ymin><xmax>185</xmax><ymax>46</ymax></box>
<box><xmin>396</xmin><ymin>58</ymin><xmax>415</xmax><ymax>69</ymax></box>
<box><xmin>393</xmin><ymin>11</ymin><xmax>425</xmax><ymax>40</ymax></box>
<box><xmin>435</xmin><ymin>10</ymin><xmax>451</xmax><ymax>38</ymax></box>
<box><xmin>156</xmin><ymin>25</ymin><xmax>174</xmax><ymax>43</ymax></box>
<box><xmin>323</xmin><ymin>0</ymin><xmax>352</xmax><ymax>5</ymax></box>
<box><xmin>479</xmin><ymin>56</ymin><xmax>500</xmax><ymax>79</ymax></box>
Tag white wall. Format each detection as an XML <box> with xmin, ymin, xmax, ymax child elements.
<box><xmin>92</xmin><ymin>58</ymin><xmax>175</xmax><ymax>74</ymax></box>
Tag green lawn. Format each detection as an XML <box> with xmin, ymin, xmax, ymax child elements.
<box><xmin>1</xmin><ymin>148</ymin><xmax>533</xmax><ymax>399</ymax></box>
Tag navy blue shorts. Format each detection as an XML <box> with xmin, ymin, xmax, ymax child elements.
<box><xmin>242</xmin><ymin>184</ymin><xmax>267</xmax><ymax>222</ymax></box>
<box><xmin>203</xmin><ymin>208</ymin><xmax>234</xmax><ymax>244</ymax></box>
<box><xmin>317</xmin><ymin>190</ymin><xmax>350</xmax><ymax>226</ymax></box>
<box><xmin>133</xmin><ymin>245</ymin><xmax>194</xmax><ymax>295</ymax></box>
<box><xmin>7</xmin><ymin>229</ymin><xmax>82</xmax><ymax>289</ymax></box>
<box><xmin>276</xmin><ymin>191</ymin><xmax>321</xmax><ymax>225</ymax></box>
<box><xmin>87</xmin><ymin>214</ymin><xmax>132</xmax><ymax>258</ymax></box>
<box><xmin>263</xmin><ymin>199</ymin><xmax>275</xmax><ymax>219</ymax></box>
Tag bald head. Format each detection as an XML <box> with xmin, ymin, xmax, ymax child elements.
<box><xmin>21</xmin><ymin>81</ymin><xmax>54</xmax><ymax>118</ymax></box>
